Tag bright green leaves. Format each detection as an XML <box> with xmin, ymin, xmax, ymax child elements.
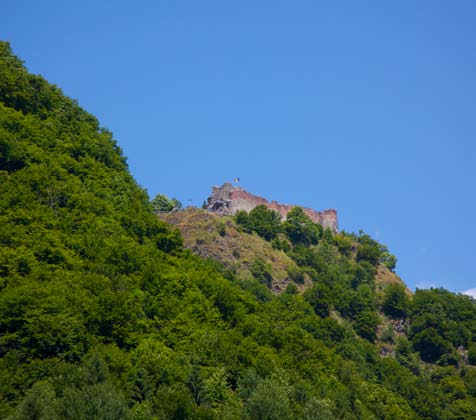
<box><xmin>409</xmin><ymin>288</ymin><xmax>476</xmax><ymax>365</ymax></box>
<box><xmin>283</xmin><ymin>207</ymin><xmax>322</xmax><ymax>246</ymax></box>
<box><xmin>356</xmin><ymin>233</ymin><xmax>397</xmax><ymax>270</ymax></box>
<box><xmin>2</xmin><ymin>40</ymin><xmax>476</xmax><ymax>420</ymax></box>
<box><xmin>150</xmin><ymin>193</ymin><xmax>182</xmax><ymax>213</ymax></box>
<box><xmin>235</xmin><ymin>205</ymin><xmax>282</xmax><ymax>241</ymax></box>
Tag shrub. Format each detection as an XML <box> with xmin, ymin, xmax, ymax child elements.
<box><xmin>151</xmin><ymin>194</ymin><xmax>182</xmax><ymax>213</ymax></box>
<box><xmin>235</xmin><ymin>206</ymin><xmax>281</xmax><ymax>241</ymax></box>
<box><xmin>282</xmin><ymin>207</ymin><xmax>320</xmax><ymax>246</ymax></box>
<box><xmin>250</xmin><ymin>259</ymin><xmax>273</xmax><ymax>287</ymax></box>
<box><xmin>382</xmin><ymin>283</ymin><xmax>409</xmax><ymax>318</ymax></box>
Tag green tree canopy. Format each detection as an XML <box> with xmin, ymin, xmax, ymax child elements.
<box><xmin>2</xmin><ymin>41</ymin><xmax>476</xmax><ymax>420</ymax></box>
<box><xmin>151</xmin><ymin>193</ymin><xmax>182</xmax><ymax>213</ymax></box>
<box><xmin>282</xmin><ymin>207</ymin><xmax>322</xmax><ymax>246</ymax></box>
<box><xmin>382</xmin><ymin>283</ymin><xmax>410</xmax><ymax>318</ymax></box>
<box><xmin>235</xmin><ymin>205</ymin><xmax>281</xmax><ymax>241</ymax></box>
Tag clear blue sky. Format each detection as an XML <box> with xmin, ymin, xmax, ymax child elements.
<box><xmin>2</xmin><ymin>1</ymin><xmax>476</xmax><ymax>294</ymax></box>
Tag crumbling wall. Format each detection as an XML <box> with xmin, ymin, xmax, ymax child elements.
<box><xmin>207</xmin><ymin>183</ymin><xmax>338</xmax><ymax>231</ymax></box>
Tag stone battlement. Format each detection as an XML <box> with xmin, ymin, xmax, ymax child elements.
<box><xmin>207</xmin><ymin>183</ymin><xmax>338</xmax><ymax>231</ymax></box>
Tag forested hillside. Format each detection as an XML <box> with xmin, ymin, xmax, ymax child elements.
<box><xmin>1</xmin><ymin>41</ymin><xmax>476</xmax><ymax>420</ymax></box>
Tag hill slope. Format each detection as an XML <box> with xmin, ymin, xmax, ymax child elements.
<box><xmin>1</xmin><ymin>41</ymin><xmax>476</xmax><ymax>420</ymax></box>
<box><xmin>160</xmin><ymin>208</ymin><xmax>309</xmax><ymax>293</ymax></box>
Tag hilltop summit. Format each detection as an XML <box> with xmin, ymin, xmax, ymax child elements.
<box><xmin>207</xmin><ymin>182</ymin><xmax>338</xmax><ymax>231</ymax></box>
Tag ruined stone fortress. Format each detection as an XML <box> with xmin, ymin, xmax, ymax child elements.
<box><xmin>207</xmin><ymin>183</ymin><xmax>338</xmax><ymax>232</ymax></box>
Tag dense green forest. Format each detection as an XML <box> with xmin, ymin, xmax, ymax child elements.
<box><xmin>1</xmin><ymin>41</ymin><xmax>476</xmax><ymax>419</ymax></box>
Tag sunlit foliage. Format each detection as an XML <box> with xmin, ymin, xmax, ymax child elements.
<box><xmin>1</xmin><ymin>41</ymin><xmax>476</xmax><ymax>419</ymax></box>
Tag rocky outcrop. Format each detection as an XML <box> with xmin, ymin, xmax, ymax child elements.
<box><xmin>207</xmin><ymin>183</ymin><xmax>338</xmax><ymax>231</ymax></box>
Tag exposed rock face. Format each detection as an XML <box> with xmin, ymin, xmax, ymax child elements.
<box><xmin>207</xmin><ymin>183</ymin><xmax>338</xmax><ymax>231</ymax></box>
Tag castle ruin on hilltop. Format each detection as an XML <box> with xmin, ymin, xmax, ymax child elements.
<box><xmin>207</xmin><ymin>183</ymin><xmax>338</xmax><ymax>232</ymax></box>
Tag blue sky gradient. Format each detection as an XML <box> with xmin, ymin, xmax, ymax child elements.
<box><xmin>2</xmin><ymin>1</ymin><xmax>476</xmax><ymax>293</ymax></box>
